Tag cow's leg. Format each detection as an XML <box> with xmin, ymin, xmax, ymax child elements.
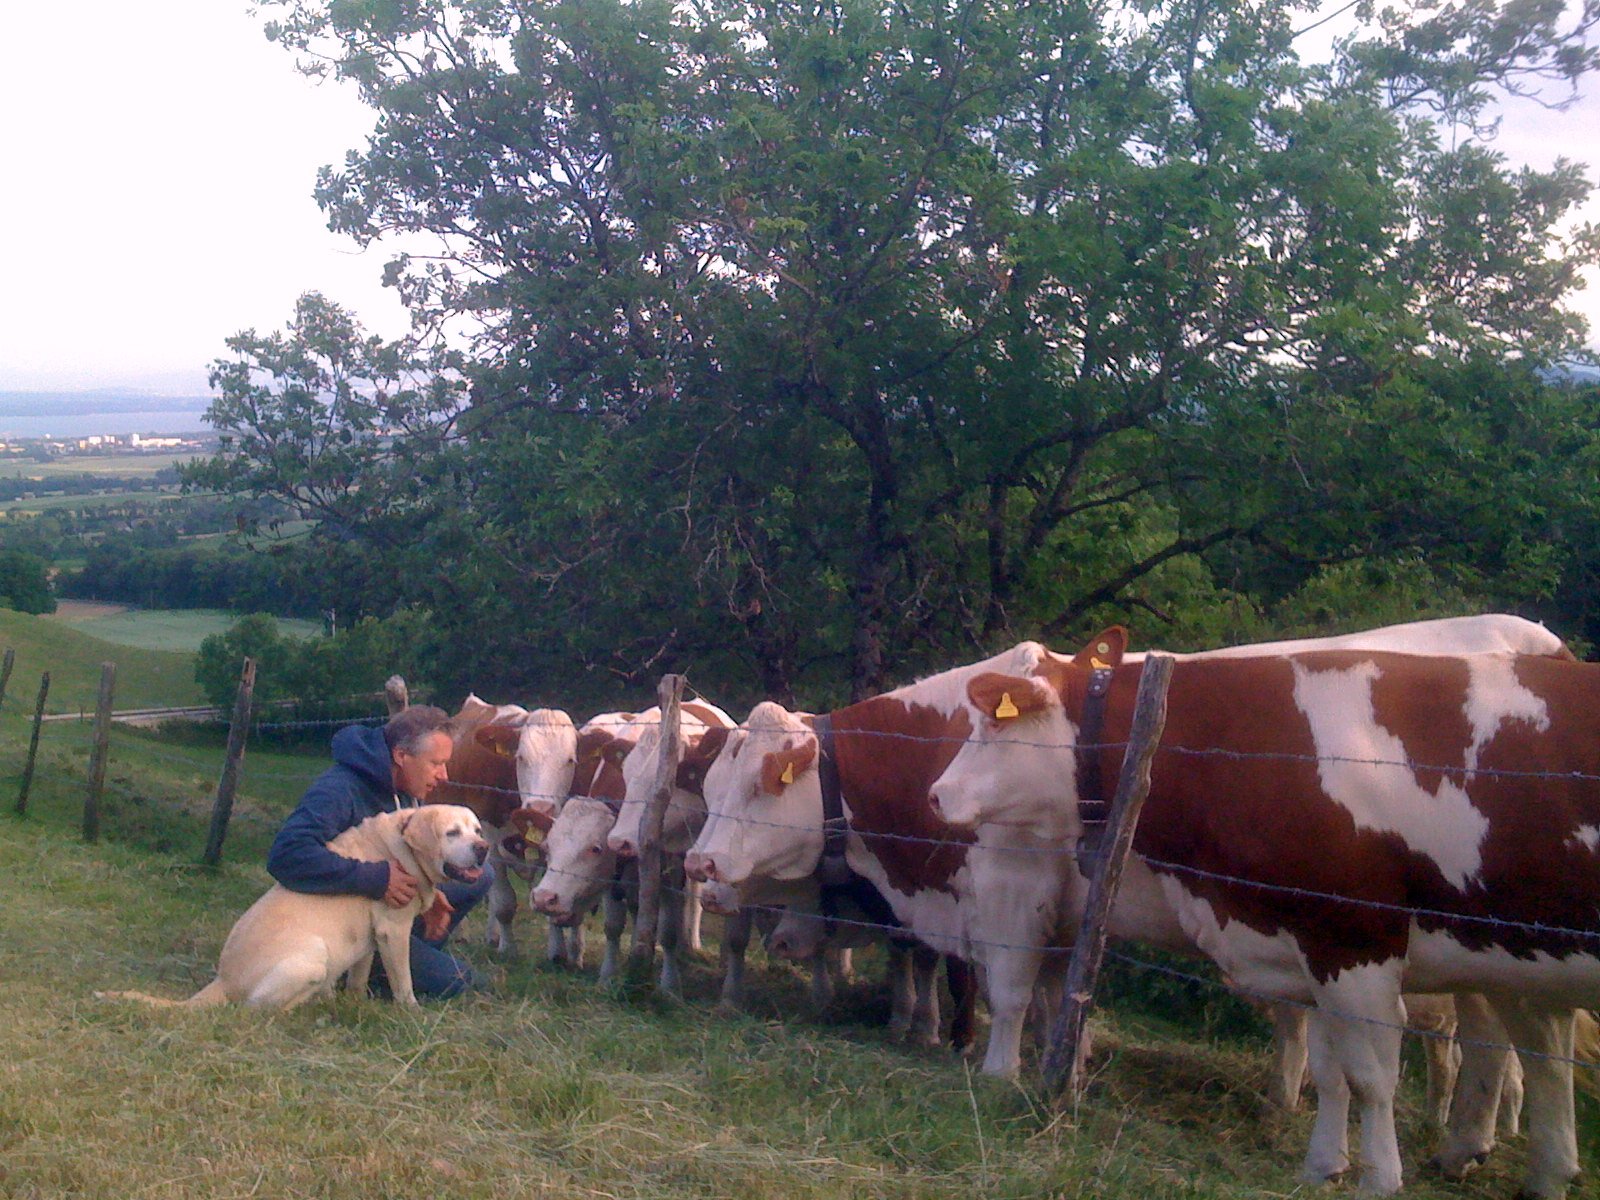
<box><xmin>1496</xmin><ymin>1001</ymin><xmax>1578</xmax><ymax>1199</ymax></box>
<box><xmin>1301</xmin><ymin>1009</ymin><xmax>1352</xmax><ymax>1183</ymax></box>
<box><xmin>483</xmin><ymin>833</ymin><xmax>517</xmax><ymax>955</ymax></box>
<box><xmin>717</xmin><ymin>908</ymin><xmax>755</xmax><ymax>1013</ymax></box>
<box><xmin>807</xmin><ymin>949</ymin><xmax>836</xmax><ymax>1011</ymax></box>
<box><xmin>681</xmin><ymin>876</ymin><xmax>704</xmax><ymax>953</ymax></box>
<box><xmin>1305</xmin><ymin>972</ymin><xmax>1405</xmax><ymax>1195</ymax></box>
<box><xmin>599</xmin><ymin>890</ymin><xmax>627</xmax><ymax>983</ymax></box>
<box><xmin>1266</xmin><ymin>1002</ymin><xmax>1309</xmax><ymax>1112</ymax></box>
<box><xmin>907</xmin><ymin>943</ymin><xmax>942</xmax><ymax>1048</ymax></box>
<box><xmin>656</xmin><ymin>866</ymin><xmax>685</xmax><ymax>996</ymax></box>
<box><xmin>885</xmin><ymin>941</ymin><xmax>916</xmax><ymax>1038</ymax></box>
<box><xmin>945</xmin><ymin>956</ymin><xmax>978</xmax><ymax>1053</ymax></box>
<box><xmin>979</xmin><ymin>946</ymin><xmax>1043</xmax><ymax>1078</ymax></box>
<box><xmin>1497</xmin><ymin>1044</ymin><xmax>1524</xmax><ymax>1136</ymax></box>
<box><xmin>1433</xmin><ymin>992</ymin><xmax>1513</xmax><ymax>1177</ymax></box>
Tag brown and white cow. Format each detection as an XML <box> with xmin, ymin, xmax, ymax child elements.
<box><xmin>686</xmin><ymin>644</ymin><xmax>1081</xmax><ymax>1079</ymax></box>
<box><xmin>432</xmin><ymin>695</ymin><xmax>577</xmax><ymax>958</ymax></box>
<box><xmin>929</xmin><ymin>631</ymin><xmax>1600</xmax><ymax>1196</ymax></box>
<box><xmin>607</xmin><ymin>700</ymin><xmax>736</xmax><ymax>954</ymax></box>
<box><xmin>688</xmin><ymin>615</ymin><xmax>1570</xmax><ymax>1086</ymax></box>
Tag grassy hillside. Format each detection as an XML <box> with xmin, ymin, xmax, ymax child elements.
<box><xmin>1</xmin><ymin>684</ymin><xmax>1592</xmax><ymax>1198</ymax></box>
<box><xmin>0</xmin><ymin>607</ymin><xmax>205</xmax><ymax>712</ymax></box>
<box><xmin>46</xmin><ymin>604</ymin><xmax>323</xmax><ymax>653</ymax></box>
<box><xmin>0</xmin><ymin>624</ymin><xmax>1590</xmax><ymax>1199</ymax></box>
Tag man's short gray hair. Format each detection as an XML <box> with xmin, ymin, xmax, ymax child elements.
<box><xmin>383</xmin><ymin>705</ymin><xmax>452</xmax><ymax>756</ymax></box>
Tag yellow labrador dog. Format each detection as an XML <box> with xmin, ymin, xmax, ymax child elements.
<box><xmin>98</xmin><ymin>805</ymin><xmax>488</xmax><ymax>1009</ymax></box>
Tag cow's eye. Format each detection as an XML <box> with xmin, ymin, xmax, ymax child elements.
<box><xmin>588</xmin><ymin>844</ymin><xmax>603</xmax><ymax>856</ymax></box>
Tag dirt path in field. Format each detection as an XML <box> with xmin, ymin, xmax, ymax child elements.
<box><xmin>47</xmin><ymin>600</ymin><xmax>131</xmax><ymax>620</ymax></box>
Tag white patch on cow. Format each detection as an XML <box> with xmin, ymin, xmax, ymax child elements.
<box><xmin>1462</xmin><ymin>655</ymin><xmax>1549</xmax><ymax>777</ymax></box>
<box><xmin>1570</xmin><ymin>825</ymin><xmax>1600</xmax><ymax>854</ymax></box>
<box><xmin>1292</xmin><ymin>660</ymin><xmax>1490</xmax><ymax>890</ymax></box>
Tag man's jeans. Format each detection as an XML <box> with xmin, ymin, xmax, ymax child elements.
<box><xmin>370</xmin><ymin>862</ymin><xmax>495</xmax><ymax>1000</ymax></box>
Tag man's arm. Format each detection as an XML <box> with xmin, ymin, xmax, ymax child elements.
<box><xmin>267</xmin><ymin>773</ymin><xmax>391</xmax><ymax>898</ymax></box>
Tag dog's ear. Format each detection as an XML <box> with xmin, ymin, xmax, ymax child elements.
<box><xmin>398</xmin><ymin>812</ymin><xmax>414</xmax><ymax>835</ymax></box>
<box><xmin>401</xmin><ymin>808</ymin><xmax>444</xmax><ymax>865</ymax></box>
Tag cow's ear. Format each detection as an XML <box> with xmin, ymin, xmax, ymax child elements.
<box><xmin>576</xmin><ymin>727</ymin><xmax>615</xmax><ymax>763</ymax></box>
<box><xmin>603</xmin><ymin>737</ymin><xmax>637</xmax><ymax>768</ymax></box>
<box><xmin>1072</xmin><ymin>626</ymin><xmax>1129</xmax><ymax>672</ymax></box>
<box><xmin>761</xmin><ymin>739</ymin><xmax>817</xmax><ymax>795</ymax></box>
<box><xmin>969</xmin><ymin>673</ymin><xmax>1053</xmax><ymax>722</ymax></box>
<box><xmin>475</xmin><ymin>724</ymin><xmax>519</xmax><ymax>759</ymax></box>
<box><xmin>678</xmin><ymin>725</ymin><xmax>731</xmax><ymax>792</ymax></box>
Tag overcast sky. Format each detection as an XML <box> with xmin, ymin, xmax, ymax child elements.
<box><xmin>1</xmin><ymin>2</ymin><xmax>1596</xmax><ymax>396</ymax></box>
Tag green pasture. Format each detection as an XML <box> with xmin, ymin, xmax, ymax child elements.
<box><xmin>45</xmin><ymin>605</ymin><xmax>323</xmax><ymax>653</ymax></box>
<box><xmin>0</xmin><ymin>489</ymin><xmax>190</xmax><ymax>517</ymax></box>
<box><xmin>0</xmin><ymin>450</ymin><xmax>206</xmax><ymax>479</ymax></box>
<box><xmin>0</xmin><ymin>614</ymin><xmax>1592</xmax><ymax>1200</ymax></box>
<box><xmin>0</xmin><ymin>607</ymin><xmax>205</xmax><ymax>711</ymax></box>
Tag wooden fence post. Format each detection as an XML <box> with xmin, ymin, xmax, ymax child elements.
<box><xmin>14</xmin><ymin>672</ymin><xmax>48</xmax><ymax>816</ymax></box>
<box><xmin>0</xmin><ymin>647</ymin><xmax>15</xmax><ymax>711</ymax></box>
<box><xmin>1043</xmin><ymin>653</ymin><xmax>1175</xmax><ymax>1101</ymax></box>
<box><xmin>83</xmin><ymin>661</ymin><xmax>116</xmax><ymax>843</ymax></box>
<box><xmin>202</xmin><ymin>658</ymin><xmax>257</xmax><ymax>868</ymax></box>
<box><xmin>627</xmin><ymin>674</ymin><xmax>683</xmax><ymax>986</ymax></box>
<box><xmin>385</xmin><ymin>675</ymin><xmax>409</xmax><ymax>715</ymax></box>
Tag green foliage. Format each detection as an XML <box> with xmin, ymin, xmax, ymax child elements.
<box><xmin>0</xmin><ymin>549</ymin><xmax>54</xmax><ymax>614</ymax></box>
<box><xmin>194</xmin><ymin>611</ymin><xmax>427</xmax><ymax>709</ymax></box>
<box><xmin>207</xmin><ymin>0</ymin><xmax>1600</xmax><ymax>706</ymax></box>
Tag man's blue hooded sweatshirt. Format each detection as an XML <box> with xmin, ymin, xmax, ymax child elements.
<box><xmin>267</xmin><ymin>724</ymin><xmax>417</xmax><ymax>899</ymax></box>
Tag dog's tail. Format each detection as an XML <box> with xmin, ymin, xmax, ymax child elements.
<box><xmin>94</xmin><ymin>978</ymin><xmax>230</xmax><ymax>1008</ymax></box>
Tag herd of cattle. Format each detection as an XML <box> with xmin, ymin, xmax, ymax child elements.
<box><xmin>427</xmin><ymin>613</ymin><xmax>1600</xmax><ymax>1197</ymax></box>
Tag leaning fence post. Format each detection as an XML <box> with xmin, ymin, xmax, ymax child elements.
<box><xmin>83</xmin><ymin>661</ymin><xmax>116</xmax><ymax>843</ymax></box>
<box><xmin>627</xmin><ymin>673</ymin><xmax>684</xmax><ymax>987</ymax></box>
<box><xmin>202</xmin><ymin>658</ymin><xmax>257</xmax><ymax>868</ymax></box>
<box><xmin>0</xmin><ymin>647</ymin><xmax>15</xmax><ymax>711</ymax></box>
<box><xmin>1044</xmin><ymin>653</ymin><xmax>1175</xmax><ymax>1102</ymax></box>
<box><xmin>385</xmin><ymin>675</ymin><xmax>409</xmax><ymax>715</ymax></box>
<box><xmin>15</xmin><ymin>671</ymin><xmax>49</xmax><ymax>816</ymax></box>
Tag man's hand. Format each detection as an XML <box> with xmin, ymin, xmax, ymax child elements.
<box><xmin>384</xmin><ymin>860</ymin><xmax>420</xmax><ymax>908</ymax></box>
<box><xmin>420</xmin><ymin>891</ymin><xmax>456</xmax><ymax>942</ymax></box>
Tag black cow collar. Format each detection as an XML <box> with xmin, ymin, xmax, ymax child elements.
<box><xmin>812</xmin><ymin>713</ymin><xmax>853</xmax><ymax>887</ymax></box>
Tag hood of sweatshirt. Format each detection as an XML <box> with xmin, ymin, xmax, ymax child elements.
<box><xmin>330</xmin><ymin>723</ymin><xmax>395</xmax><ymax>793</ymax></box>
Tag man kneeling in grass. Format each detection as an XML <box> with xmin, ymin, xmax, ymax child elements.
<box><xmin>267</xmin><ymin>704</ymin><xmax>493</xmax><ymax>999</ymax></box>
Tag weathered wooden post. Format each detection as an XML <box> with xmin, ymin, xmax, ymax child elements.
<box><xmin>83</xmin><ymin>661</ymin><xmax>116</xmax><ymax>843</ymax></box>
<box><xmin>15</xmin><ymin>672</ymin><xmax>49</xmax><ymax>816</ymax></box>
<box><xmin>1044</xmin><ymin>653</ymin><xmax>1174</xmax><ymax>1102</ymax></box>
<box><xmin>384</xmin><ymin>675</ymin><xmax>409</xmax><ymax>715</ymax></box>
<box><xmin>0</xmin><ymin>647</ymin><xmax>15</xmax><ymax>711</ymax></box>
<box><xmin>627</xmin><ymin>673</ymin><xmax>684</xmax><ymax>986</ymax></box>
<box><xmin>202</xmin><ymin>658</ymin><xmax>257</xmax><ymax>868</ymax></box>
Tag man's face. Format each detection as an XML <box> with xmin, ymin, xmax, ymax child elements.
<box><xmin>392</xmin><ymin>730</ymin><xmax>453</xmax><ymax>800</ymax></box>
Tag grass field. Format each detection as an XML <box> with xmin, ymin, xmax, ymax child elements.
<box><xmin>0</xmin><ymin>617</ymin><xmax>1593</xmax><ymax>1200</ymax></box>
<box><xmin>0</xmin><ymin>450</ymin><xmax>206</xmax><ymax>479</ymax></box>
<box><xmin>0</xmin><ymin>607</ymin><xmax>205</xmax><ymax>712</ymax></box>
<box><xmin>46</xmin><ymin>604</ymin><xmax>324</xmax><ymax>653</ymax></box>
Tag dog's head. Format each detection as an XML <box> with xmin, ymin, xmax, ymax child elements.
<box><xmin>401</xmin><ymin>804</ymin><xmax>490</xmax><ymax>885</ymax></box>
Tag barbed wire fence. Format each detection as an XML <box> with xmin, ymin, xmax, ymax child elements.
<box><xmin>3</xmin><ymin>651</ymin><xmax>1598</xmax><ymax>1089</ymax></box>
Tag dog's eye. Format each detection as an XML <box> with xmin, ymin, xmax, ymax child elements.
<box><xmin>447</xmin><ymin>829</ymin><xmax>461</xmax><ymax>838</ymax></box>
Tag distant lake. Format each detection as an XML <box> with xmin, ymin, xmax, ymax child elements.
<box><xmin>0</xmin><ymin>410</ymin><xmax>213</xmax><ymax>439</ymax></box>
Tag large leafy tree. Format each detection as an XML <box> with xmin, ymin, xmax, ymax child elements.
<box><xmin>203</xmin><ymin>0</ymin><xmax>1600</xmax><ymax>704</ymax></box>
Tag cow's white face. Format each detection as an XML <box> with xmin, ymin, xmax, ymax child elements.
<box><xmin>609</xmin><ymin>713</ymin><xmax>711</xmax><ymax>858</ymax></box>
<box><xmin>928</xmin><ymin>666</ymin><xmax>1083</xmax><ymax>840</ymax></box>
<box><xmin>514</xmin><ymin>708</ymin><xmax>579</xmax><ymax>818</ymax></box>
<box><xmin>530</xmin><ymin>799</ymin><xmax>617</xmax><ymax>925</ymax></box>
<box><xmin>686</xmin><ymin>703</ymin><xmax>826</xmax><ymax>888</ymax></box>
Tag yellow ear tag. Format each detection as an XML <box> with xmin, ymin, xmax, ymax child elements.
<box><xmin>995</xmin><ymin>692</ymin><xmax>1020</xmax><ymax>720</ymax></box>
<box><xmin>780</xmin><ymin>762</ymin><xmax>795</xmax><ymax>785</ymax></box>
<box><xmin>1090</xmin><ymin>657</ymin><xmax>1109</xmax><ymax>671</ymax></box>
<box><xmin>493</xmin><ymin>741</ymin><xmax>514</xmax><ymax>758</ymax></box>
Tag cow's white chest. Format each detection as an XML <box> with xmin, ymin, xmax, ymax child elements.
<box><xmin>1290</xmin><ymin>659</ymin><xmax>1548</xmax><ymax>890</ymax></box>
